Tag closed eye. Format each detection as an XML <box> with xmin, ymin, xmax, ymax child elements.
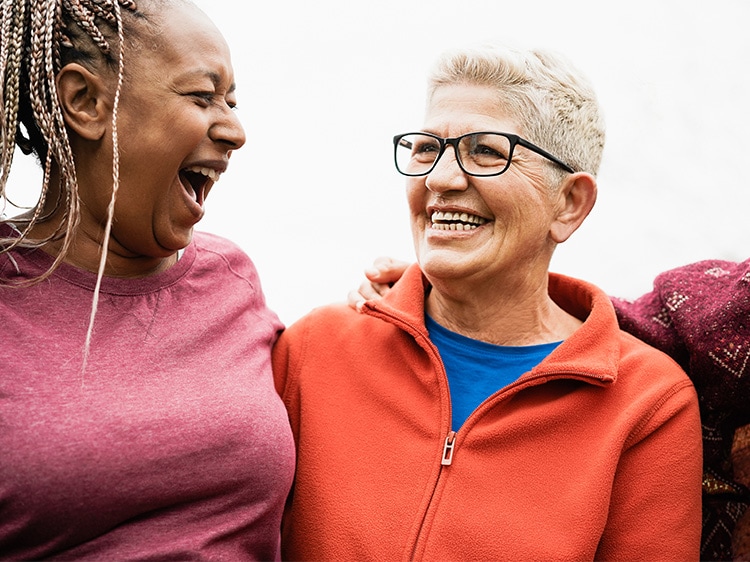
<box><xmin>192</xmin><ymin>92</ymin><xmax>238</xmax><ymax>111</ymax></box>
<box><xmin>190</xmin><ymin>92</ymin><xmax>215</xmax><ymax>106</ymax></box>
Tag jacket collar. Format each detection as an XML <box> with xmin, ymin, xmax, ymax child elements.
<box><xmin>363</xmin><ymin>264</ymin><xmax>621</xmax><ymax>387</ymax></box>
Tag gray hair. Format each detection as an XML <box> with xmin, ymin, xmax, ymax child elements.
<box><xmin>427</xmin><ymin>44</ymin><xmax>606</xmax><ymax>182</ymax></box>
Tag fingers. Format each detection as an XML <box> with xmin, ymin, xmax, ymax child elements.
<box><xmin>347</xmin><ymin>279</ymin><xmax>391</xmax><ymax>311</ymax></box>
<box><xmin>365</xmin><ymin>256</ymin><xmax>410</xmax><ymax>285</ymax></box>
<box><xmin>348</xmin><ymin>257</ymin><xmax>412</xmax><ymax>312</ymax></box>
<box><xmin>347</xmin><ymin>289</ymin><xmax>367</xmax><ymax>312</ymax></box>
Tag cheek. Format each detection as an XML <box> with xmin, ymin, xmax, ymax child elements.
<box><xmin>112</xmin><ymin>187</ymin><xmax>151</xmax><ymax>224</ymax></box>
<box><xmin>405</xmin><ymin>180</ymin><xmax>426</xmax><ymax>214</ymax></box>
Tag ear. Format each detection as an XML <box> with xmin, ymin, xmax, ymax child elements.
<box><xmin>56</xmin><ymin>63</ymin><xmax>112</xmax><ymax>141</ymax></box>
<box><xmin>549</xmin><ymin>172</ymin><xmax>598</xmax><ymax>244</ymax></box>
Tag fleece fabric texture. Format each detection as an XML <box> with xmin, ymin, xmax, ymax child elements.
<box><xmin>273</xmin><ymin>264</ymin><xmax>703</xmax><ymax>562</ymax></box>
<box><xmin>0</xmin><ymin>228</ymin><xmax>294</xmax><ymax>561</ymax></box>
<box><xmin>613</xmin><ymin>257</ymin><xmax>750</xmax><ymax>561</ymax></box>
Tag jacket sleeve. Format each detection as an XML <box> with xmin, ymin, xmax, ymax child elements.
<box><xmin>272</xmin><ymin>329</ymin><xmax>292</xmax><ymax>401</ymax></box>
<box><xmin>596</xmin><ymin>380</ymin><xmax>702</xmax><ymax>561</ymax></box>
<box><xmin>272</xmin><ymin>317</ymin><xmax>312</xmax><ymax>446</ymax></box>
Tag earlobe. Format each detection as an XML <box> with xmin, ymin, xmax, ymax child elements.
<box><xmin>549</xmin><ymin>173</ymin><xmax>598</xmax><ymax>244</ymax></box>
<box><xmin>56</xmin><ymin>63</ymin><xmax>111</xmax><ymax>141</ymax></box>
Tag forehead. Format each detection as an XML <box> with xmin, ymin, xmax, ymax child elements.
<box><xmin>126</xmin><ymin>2</ymin><xmax>232</xmax><ymax>76</ymax></box>
<box><xmin>423</xmin><ymin>84</ymin><xmax>522</xmax><ymax>136</ymax></box>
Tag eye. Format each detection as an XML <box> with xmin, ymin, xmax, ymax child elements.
<box><xmin>414</xmin><ymin>139</ymin><xmax>439</xmax><ymax>154</ymax></box>
<box><xmin>189</xmin><ymin>91</ymin><xmax>239</xmax><ymax>112</ymax></box>
<box><xmin>462</xmin><ymin>134</ymin><xmax>511</xmax><ymax>167</ymax></box>
<box><xmin>190</xmin><ymin>92</ymin><xmax>216</xmax><ymax>106</ymax></box>
<box><xmin>471</xmin><ymin>144</ymin><xmax>504</xmax><ymax>157</ymax></box>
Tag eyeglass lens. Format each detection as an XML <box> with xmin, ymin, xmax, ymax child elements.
<box><xmin>395</xmin><ymin>133</ymin><xmax>513</xmax><ymax>177</ymax></box>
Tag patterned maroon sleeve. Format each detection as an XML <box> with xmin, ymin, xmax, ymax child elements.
<box><xmin>612</xmin><ymin>259</ymin><xmax>750</xmax><ymax>561</ymax></box>
<box><xmin>612</xmin><ymin>290</ymin><xmax>690</xmax><ymax>372</ymax></box>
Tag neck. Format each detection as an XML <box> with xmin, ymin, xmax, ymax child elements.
<box><xmin>56</xmin><ymin>236</ymin><xmax>180</xmax><ymax>278</ymax></box>
<box><xmin>17</xmin><ymin>211</ymin><xmax>179</xmax><ymax>279</ymax></box>
<box><xmin>15</xmin><ymin>167</ymin><xmax>179</xmax><ymax>278</ymax></box>
<box><xmin>425</xmin><ymin>273</ymin><xmax>582</xmax><ymax>346</ymax></box>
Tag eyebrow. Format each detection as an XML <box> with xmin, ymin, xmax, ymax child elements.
<box><xmin>184</xmin><ymin>69</ymin><xmax>236</xmax><ymax>93</ymax></box>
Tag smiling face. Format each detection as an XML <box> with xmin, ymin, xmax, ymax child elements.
<box><xmin>76</xmin><ymin>1</ymin><xmax>245</xmax><ymax>268</ymax></box>
<box><xmin>407</xmin><ymin>83</ymin><xmax>564</xmax><ymax>292</ymax></box>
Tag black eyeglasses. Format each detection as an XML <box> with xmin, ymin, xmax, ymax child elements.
<box><xmin>393</xmin><ymin>131</ymin><xmax>575</xmax><ymax>177</ymax></box>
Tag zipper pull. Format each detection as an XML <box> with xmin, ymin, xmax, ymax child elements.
<box><xmin>441</xmin><ymin>431</ymin><xmax>456</xmax><ymax>466</ymax></box>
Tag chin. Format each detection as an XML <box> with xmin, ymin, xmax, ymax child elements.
<box><xmin>418</xmin><ymin>252</ymin><xmax>472</xmax><ymax>282</ymax></box>
<box><xmin>157</xmin><ymin>228</ymin><xmax>194</xmax><ymax>254</ymax></box>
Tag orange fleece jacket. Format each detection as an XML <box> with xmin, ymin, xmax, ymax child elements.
<box><xmin>273</xmin><ymin>265</ymin><xmax>702</xmax><ymax>561</ymax></box>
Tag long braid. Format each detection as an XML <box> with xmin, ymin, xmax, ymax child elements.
<box><xmin>0</xmin><ymin>0</ymin><xmax>27</xmax><ymax>212</ymax></box>
<box><xmin>1</xmin><ymin>0</ymin><xmax>142</xmax><ymax>377</ymax></box>
<box><xmin>29</xmin><ymin>0</ymin><xmax>78</xmax><ymax>273</ymax></box>
<box><xmin>81</xmin><ymin>0</ymin><xmax>127</xmax><ymax>375</ymax></box>
<box><xmin>0</xmin><ymin>0</ymin><xmax>139</xmax><ymax>282</ymax></box>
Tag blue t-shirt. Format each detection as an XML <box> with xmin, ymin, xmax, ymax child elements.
<box><xmin>425</xmin><ymin>315</ymin><xmax>561</xmax><ymax>430</ymax></box>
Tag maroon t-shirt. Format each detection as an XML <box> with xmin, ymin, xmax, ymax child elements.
<box><xmin>0</xmin><ymin>228</ymin><xmax>295</xmax><ymax>560</ymax></box>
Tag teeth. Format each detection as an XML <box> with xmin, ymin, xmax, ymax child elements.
<box><xmin>430</xmin><ymin>211</ymin><xmax>487</xmax><ymax>230</ymax></box>
<box><xmin>432</xmin><ymin>223</ymin><xmax>479</xmax><ymax>231</ymax></box>
<box><xmin>185</xmin><ymin>166</ymin><xmax>221</xmax><ymax>182</ymax></box>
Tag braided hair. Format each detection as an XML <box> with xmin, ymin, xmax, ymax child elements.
<box><xmin>0</xmin><ymin>0</ymin><xmax>140</xmax><ymax>282</ymax></box>
<box><xmin>0</xmin><ymin>0</ymin><xmax>154</xmax><ymax>374</ymax></box>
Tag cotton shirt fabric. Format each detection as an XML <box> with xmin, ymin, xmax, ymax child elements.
<box><xmin>425</xmin><ymin>314</ymin><xmax>560</xmax><ymax>430</ymax></box>
<box><xmin>0</xmin><ymin>227</ymin><xmax>295</xmax><ymax>560</ymax></box>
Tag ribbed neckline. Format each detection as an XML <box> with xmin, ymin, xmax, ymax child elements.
<box><xmin>1</xmin><ymin>223</ymin><xmax>196</xmax><ymax>295</ymax></box>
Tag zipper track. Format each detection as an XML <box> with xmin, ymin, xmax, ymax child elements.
<box><xmin>363</xmin><ymin>303</ymin><xmax>612</xmax><ymax>559</ymax></box>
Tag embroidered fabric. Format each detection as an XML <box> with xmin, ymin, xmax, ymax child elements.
<box><xmin>613</xmin><ymin>259</ymin><xmax>750</xmax><ymax>561</ymax></box>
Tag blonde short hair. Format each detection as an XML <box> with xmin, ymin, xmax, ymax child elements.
<box><xmin>427</xmin><ymin>45</ymin><xmax>606</xmax><ymax>180</ymax></box>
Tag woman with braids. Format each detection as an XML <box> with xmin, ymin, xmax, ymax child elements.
<box><xmin>0</xmin><ymin>0</ymin><xmax>294</xmax><ymax>559</ymax></box>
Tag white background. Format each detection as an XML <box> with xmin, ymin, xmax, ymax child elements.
<box><xmin>6</xmin><ymin>0</ymin><xmax>750</xmax><ymax>326</ymax></box>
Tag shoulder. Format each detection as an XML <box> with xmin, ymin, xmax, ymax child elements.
<box><xmin>191</xmin><ymin>231</ymin><xmax>259</xmax><ymax>280</ymax></box>
<box><xmin>279</xmin><ymin>303</ymin><xmax>359</xmax><ymax>343</ymax></box>
<box><xmin>274</xmin><ymin>302</ymin><xmax>384</xmax><ymax>370</ymax></box>
<box><xmin>549</xmin><ymin>272</ymin><xmax>693</xmax><ymax>392</ymax></box>
<box><xmin>654</xmin><ymin>257</ymin><xmax>750</xmax><ymax>288</ymax></box>
<box><xmin>187</xmin><ymin>231</ymin><xmax>276</xmax><ymax>311</ymax></box>
<box><xmin>617</xmin><ymin>328</ymin><xmax>692</xmax><ymax>384</ymax></box>
<box><xmin>615</xmin><ymin>257</ymin><xmax>750</xmax><ymax>339</ymax></box>
<box><xmin>597</xmin><ymin>325</ymin><xmax>699</xmax><ymax>442</ymax></box>
<box><xmin>192</xmin><ymin>230</ymin><xmax>247</xmax><ymax>259</ymax></box>
<box><xmin>272</xmin><ymin>303</ymin><xmax>358</xmax><ymax>392</ymax></box>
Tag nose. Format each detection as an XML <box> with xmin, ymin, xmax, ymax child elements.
<box><xmin>210</xmin><ymin>105</ymin><xmax>247</xmax><ymax>151</ymax></box>
<box><xmin>424</xmin><ymin>143</ymin><xmax>469</xmax><ymax>193</ymax></box>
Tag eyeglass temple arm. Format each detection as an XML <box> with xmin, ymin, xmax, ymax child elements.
<box><xmin>516</xmin><ymin>138</ymin><xmax>575</xmax><ymax>173</ymax></box>
<box><xmin>397</xmin><ymin>138</ymin><xmax>413</xmax><ymax>150</ymax></box>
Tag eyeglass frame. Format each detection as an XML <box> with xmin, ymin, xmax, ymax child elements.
<box><xmin>392</xmin><ymin>131</ymin><xmax>576</xmax><ymax>177</ymax></box>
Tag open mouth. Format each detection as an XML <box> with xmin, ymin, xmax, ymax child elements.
<box><xmin>430</xmin><ymin>210</ymin><xmax>488</xmax><ymax>231</ymax></box>
<box><xmin>179</xmin><ymin>166</ymin><xmax>220</xmax><ymax>205</ymax></box>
